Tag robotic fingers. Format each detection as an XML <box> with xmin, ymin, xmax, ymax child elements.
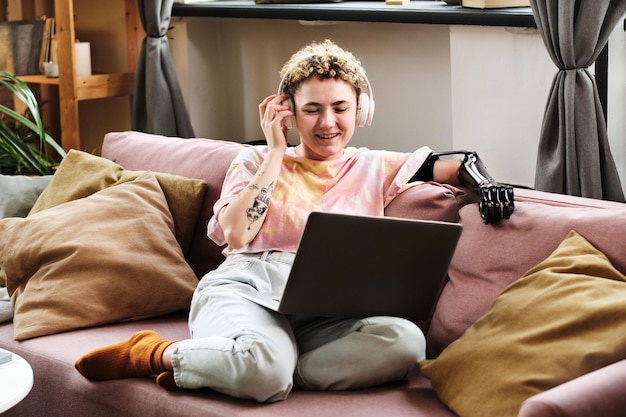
<box><xmin>459</xmin><ymin>151</ymin><xmax>514</xmax><ymax>224</ymax></box>
<box><xmin>477</xmin><ymin>181</ymin><xmax>515</xmax><ymax>224</ymax></box>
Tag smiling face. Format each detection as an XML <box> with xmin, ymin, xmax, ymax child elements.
<box><xmin>293</xmin><ymin>77</ymin><xmax>358</xmax><ymax>161</ymax></box>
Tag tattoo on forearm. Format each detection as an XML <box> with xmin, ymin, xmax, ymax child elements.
<box><xmin>246</xmin><ymin>182</ymin><xmax>274</xmax><ymax>230</ymax></box>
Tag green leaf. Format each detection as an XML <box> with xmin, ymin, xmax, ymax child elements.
<box><xmin>0</xmin><ymin>71</ymin><xmax>66</xmax><ymax>175</ymax></box>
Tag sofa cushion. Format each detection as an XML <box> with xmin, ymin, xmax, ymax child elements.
<box><xmin>384</xmin><ymin>182</ymin><xmax>471</xmax><ymax>223</ymax></box>
<box><xmin>1</xmin><ymin>173</ymin><xmax>199</xmax><ymax>341</ymax></box>
<box><xmin>0</xmin><ymin>311</ymin><xmax>456</xmax><ymax>417</ymax></box>
<box><xmin>420</xmin><ymin>230</ymin><xmax>626</xmax><ymax>417</ymax></box>
<box><xmin>29</xmin><ymin>150</ymin><xmax>206</xmax><ymax>255</ymax></box>
<box><xmin>101</xmin><ymin>131</ymin><xmax>248</xmax><ymax>277</ymax></box>
<box><xmin>0</xmin><ymin>174</ymin><xmax>53</xmax><ymax>218</ymax></box>
<box><xmin>427</xmin><ymin>198</ymin><xmax>626</xmax><ymax>357</ymax></box>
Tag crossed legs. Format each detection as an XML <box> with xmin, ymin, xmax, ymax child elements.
<box><xmin>75</xmin><ymin>254</ymin><xmax>425</xmax><ymax>402</ymax></box>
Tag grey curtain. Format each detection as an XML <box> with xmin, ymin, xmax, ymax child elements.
<box><xmin>530</xmin><ymin>0</ymin><xmax>625</xmax><ymax>201</ymax></box>
<box><xmin>132</xmin><ymin>0</ymin><xmax>195</xmax><ymax>138</ymax></box>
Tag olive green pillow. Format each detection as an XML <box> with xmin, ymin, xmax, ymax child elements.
<box><xmin>30</xmin><ymin>150</ymin><xmax>206</xmax><ymax>255</ymax></box>
<box><xmin>420</xmin><ymin>230</ymin><xmax>626</xmax><ymax>417</ymax></box>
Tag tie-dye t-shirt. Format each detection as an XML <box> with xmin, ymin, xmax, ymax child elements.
<box><xmin>208</xmin><ymin>145</ymin><xmax>433</xmax><ymax>255</ymax></box>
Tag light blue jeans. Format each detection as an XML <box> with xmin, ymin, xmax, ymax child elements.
<box><xmin>170</xmin><ymin>252</ymin><xmax>426</xmax><ymax>402</ymax></box>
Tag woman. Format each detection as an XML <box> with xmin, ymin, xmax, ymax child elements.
<box><xmin>75</xmin><ymin>39</ymin><xmax>512</xmax><ymax>402</ymax></box>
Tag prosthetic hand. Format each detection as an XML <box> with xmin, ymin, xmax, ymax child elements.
<box><xmin>409</xmin><ymin>151</ymin><xmax>514</xmax><ymax>224</ymax></box>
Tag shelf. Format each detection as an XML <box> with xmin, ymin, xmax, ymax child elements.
<box><xmin>19</xmin><ymin>73</ymin><xmax>135</xmax><ymax>98</ymax></box>
<box><xmin>172</xmin><ymin>1</ymin><xmax>536</xmax><ymax>28</ymax></box>
<box><xmin>18</xmin><ymin>74</ymin><xmax>60</xmax><ymax>85</ymax></box>
<box><xmin>73</xmin><ymin>73</ymin><xmax>136</xmax><ymax>100</ymax></box>
<box><xmin>17</xmin><ymin>0</ymin><xmax>141</xmax><ymax>152</ymax></box>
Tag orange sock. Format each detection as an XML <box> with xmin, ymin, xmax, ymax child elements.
<box><xmin>75</xmin><ymin>330</ymin><xmax>175</xmax><ymax>380</ymax></box>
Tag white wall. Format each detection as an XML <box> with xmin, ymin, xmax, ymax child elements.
<box><xmin>170</xmin><ymin>16</ymin><xmax>625</xmax><ymax>192</ymax></box>
<box><xmin>449</xmin><ymin>25</ymin><xmax>554</xmax><ymax>187</ymax></box>
<box><xmin>608</xmin><ymin>23</ymin><xmax>626</xmax><ymax>194</ymax></box>
<box><xmin>172</xmin><ymin>18</ymin><xmax>453</xmax><ymax>150</ymax></box>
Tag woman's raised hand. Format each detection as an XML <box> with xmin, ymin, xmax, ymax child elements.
<box><xmin>259</xmin><ymin>95</ymin><xmax>293</xmax><ymax>153</ymax></box>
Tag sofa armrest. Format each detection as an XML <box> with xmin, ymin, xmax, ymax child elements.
<box><xmin>518</xmin><ymin>359</ymin><xmax>626</xmax><ymax>417</ymax></box>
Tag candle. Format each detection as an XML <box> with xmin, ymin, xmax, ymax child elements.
<box><xmin>74</xmin><ymin>42</ymin><xmax>92</xmax><ymax>77</ymax></box>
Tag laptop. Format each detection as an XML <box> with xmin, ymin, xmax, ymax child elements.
<box><xmin>238</xmin><ymin>211</ymin><xmax>462</xmax><ymax>323</ymax></box>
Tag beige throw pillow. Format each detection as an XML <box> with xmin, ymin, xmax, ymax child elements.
<box><xmin>420</xmin><ymin>230</ymin><xmax>626</xmax><ymax>417</ymax></box>
<box><xmin>1</xmin><ymin>173</ymin><xmax>199</xmax><ymax>340</ymax></box>
<box><xmin>29</xmin><ymin>150</ymin><xmax>206</xmax><ymax>255</ymax></box>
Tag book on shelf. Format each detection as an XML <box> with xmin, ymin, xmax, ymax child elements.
<box><xmin>0</xmin><ymin>20</ymin><xmax>45</xmax><ymax>75</ymax></box>
<box><xmin>462</xmin><ymin>0</ymin><xmax>530</xmax><ymax>8</ymax></box>
<box><xmin>174</xmin><ymin>0</ymin><xmax>220</xmax><ymax>3</ymax></box>
<box><xmin>38</xmin><ymin>17</ymin><xmax>56</xmax><ymax>74</ymax></box>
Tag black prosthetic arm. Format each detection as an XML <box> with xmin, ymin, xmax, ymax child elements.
<box><xmin>409</xmin><ymin>151</ymin><xmax>514</xmax><ymax>224</ymax></box>
<box><xmin>459</xmin><ymin>151</ymin><xmax>514</xmax><ymax>224</ymax></box>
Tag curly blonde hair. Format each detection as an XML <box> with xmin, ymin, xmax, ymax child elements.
<box><xmin>278</xmin><ymin>39</ymin><xmax>368</xmax><ymax>101</ymax></box>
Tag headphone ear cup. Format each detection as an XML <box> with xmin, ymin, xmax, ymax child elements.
<box><xmin>357</xmin><ymin>92</ymin><xmax>373</xmax><ymax>127</ymax></box>
<box><xmin>366</xmin><ymin>96</ymin><xmax>375</xmax><ymax>126</ymax></box>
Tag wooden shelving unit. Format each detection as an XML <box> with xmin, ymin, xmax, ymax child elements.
<box><xmin>18</xmin><ymin>0</ymin><xmax>142</xmax><ymax>151</ymax></box>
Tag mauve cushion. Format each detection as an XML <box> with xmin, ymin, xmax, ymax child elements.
<box><xmin>518</xmin><ymin>358</ymin><xmax>626</xmax><ymax>417</ymax></box>
<box><xmin>385</xmin><ymin>182</ymin><xmax>472</xmax><ymax>223</ymax></box>
<box><xmin>102</xmin><ymin>131</ymin><xmax>248</xmax><ymax>278</ymax></box>
<box><xmin>427</xmin><ymin>196</ymin><xmax>626</xmax><ymax>357</ymax></box>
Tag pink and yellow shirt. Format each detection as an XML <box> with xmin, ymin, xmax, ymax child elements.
<box><xmin>208</xmin><ymin>145</ymin><xmax>432</xmax><ymax>255</ymax></box>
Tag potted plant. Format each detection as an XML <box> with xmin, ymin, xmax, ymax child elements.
<box><xmin>0</xmin><ymin>71</ymin><xmax>66</xmax><ymax>175</ymax></box>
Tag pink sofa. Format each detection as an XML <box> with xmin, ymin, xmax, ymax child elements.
<box><xmin>2</xmin><ymin>131</ymin><xmax>626</xmax><ymax>417</ymax></box>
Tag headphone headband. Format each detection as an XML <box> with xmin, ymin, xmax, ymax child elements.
<box><xmin>277</xmin><ymin>53</ymin><xmax>375</xmax><ymax>128</ymax></box>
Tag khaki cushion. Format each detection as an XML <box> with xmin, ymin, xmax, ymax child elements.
<box><xmin>420</xmin><ymin>230</ymin><xmax>626</xmax><ymax>417</ymax></box>
<box><xmin>30</xmin><ymin>150</ymin><xmax>206</xmax><ymax>255</ymax></box>
<box><xmin>2</xmin><ymin>173</ymin><xmax>199</xmax><ymax>340</ymax></box>
<box><xmin>101</xmin><ymin>131</ymin><xmax>248</xmax><ymax>277</ymax></box>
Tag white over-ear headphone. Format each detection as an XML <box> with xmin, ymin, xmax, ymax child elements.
<box><xmin>277</xmin><ymin>55</ymin><xmax>375</xmax><ymax>129</ymax></box>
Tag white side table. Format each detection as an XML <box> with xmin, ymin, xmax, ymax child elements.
<box><xmin>0</xmin><ymin>348</ymin><xmax>33</xmax><ymax>413</ymax></box>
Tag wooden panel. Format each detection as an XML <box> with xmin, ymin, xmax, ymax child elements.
<box><xmin>125</xmin><ymin>0</ymin><xmax>142</xmax><ymax>74</ymax></box>
<box><xmin>54</xmin><ymin>0</ymin><xmax>79</xmax><ymax>151</ymax></box>
<box><xmin>75</xmin><ymin>72</ymin><xmax>135</xmax><ymax>101</ymax></box>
